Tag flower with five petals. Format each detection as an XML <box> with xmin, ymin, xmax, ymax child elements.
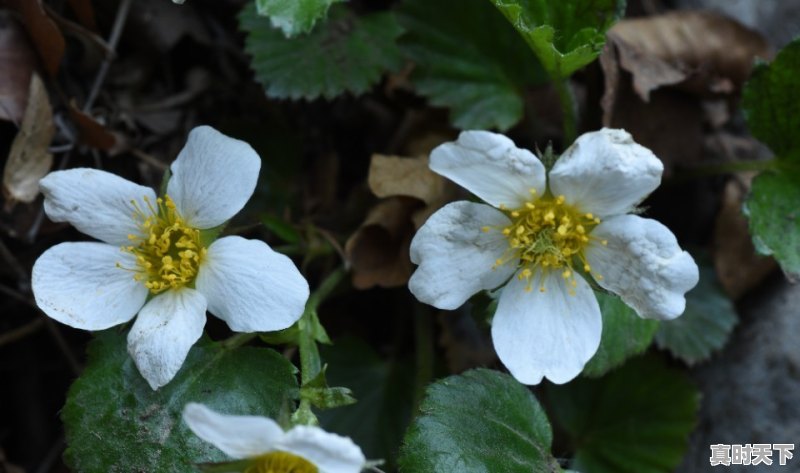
<box><xmin>32</xmin><ymin>126</ymin><xmax>310</xmax><ymax>389</ymax></box>
<box><xmin>408</xmin><ymin>128</ymin><xmax>699</xmax><ymax>384</ymax></box>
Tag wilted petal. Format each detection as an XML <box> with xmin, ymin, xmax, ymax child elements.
<box><xmin>492</xmin><ymin>270</ymin><xmax>601</xmax><ymax>385</ymax></box>
<box><xmin>32</xmin><ymin>242</ymin><xmax>147</xmax><ymax>330</ymax></box>
<box><xmin>430</xmin><ymin>131</ymin><xmax>546</xmax><ymax>209</ymax></box>
<box><xmin>182</xmin><ymin>403</ymin><xmax>283</xmax><ymax>458</ymax></box>
<box><xmin>409</xmin><ymin>201</ymin><xmax>517</xmax><ymax>310</ymax></box>
<box><xmin>167</xmin><ymin>126</ymin><xmax>261</xmax><ymax>229</ymax></box>
<box><xmin>585</xmin><ymin>214</ymin><xmax>699</xmax><ymax>320</ymax></box>
<box><xmin>196</xmin><ymin>236</ymin><xmax>309</xmax><ymax>332</ymax></box>
<box><xmin>40</xmin><ymin>169</ymin><xmax>156</xmax><ymax>246</ymax></box>
<box><xmin>127</xmin><ymin>289</ymin><xmax>207</xmax><ymax>390</ymax></box>
<box><xmin>549</xmin><ymin>128</ymin><xmax>663</xmax><ymax>218</ymax></box>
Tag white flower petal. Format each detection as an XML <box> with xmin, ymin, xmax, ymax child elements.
<box><xmin>32</xmin><ymin>242</ymin><xmax>147</xmax><ymax>330</ymax></box>
<box><xmin>409</xmin><ymin>201</ymin><xmax>517</xmax><ymax>310</ymax></box>
<box><xmin>182</xmin><ymin>403</ymin><xmax>283</xmax><ymax>458</ymax></box>
<box><xmin>279</xmin><ymin>426</ymin><xmax>366</xmax><ymax>473</ymax></box>
<box><xmin>39</xmin><ymin>169</ymin><xmax>156</xmax><ymax>246</ymax></box>
<box><xmin>196</xmin><ymin>236</ymin><xmax>309</xmax><ymax>332</ymax></box>
<box><xmin>430</xmin><ymin>131</ymin><xmax>546</xmax><ymax>209</ymax></box>
<box><xmin>127</xmin><ymin>289</ymin><xmax>207</xmax><ymax>390</ymax></box>
<box><xmin>491</xmin><ymin>270</ymin><xmax>601</xmax><ymax>385</ymax></box>
<box><xmin>549</xmin><ymin>128</ymin><xmax>663</xmax><ymax>218</ymax></box>
<box><xmin>167</xmin><ymin>126</ymin><xmax>261</xmax><ymax>229</ymax></box>
<box><xmin>585</xmin><ymin>214</ymin><xmax>699</xmax><ymax>320</ymax></box>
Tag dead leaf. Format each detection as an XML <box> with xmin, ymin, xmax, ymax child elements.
<box><xmin>3</xmin><ymin>73</ymin><xmax>53</xmax><ymax>209</ymax></box>
<box><xmin>0</xmin><ymin>12</ymin><xmax>37</xmax><ymax>122</ymax></box>
<box><xmin>346</xmin><ymin>197</ymin><xmax>421</xmax><ymax>289</ymax></box>
<box><xmin>68</xmin><ymin>101</ymin><xmax>117</xmax><ymax>151</ymax></box>
<box><xmin>712</xmin><ymin>175</ymin><xmax>776</xmax><ymax>299</ymax></box>
<box><xmin>606</xmin><ymin>11</ymin><xmax>770</xmax><ymax>101</ymax></box>
<box><xmin>5</xmin><ymin>0</ymin><xmax>66</xmax><ymax>76</ymax></box>
<box><xmin>66</xmin><ymin>0</ymin><xmax>97</xmax><ymax>30</ymax></box>
<box><xmin>368</xmin><ymin>154</ymin><xmax>443</xmax><ymax>205</ymax></box>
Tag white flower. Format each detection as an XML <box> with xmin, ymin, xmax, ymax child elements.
<box><xmin>408</xmin><ymin>128</ymin><xmax>699</xmax><ymax>385</ymax></box>
<box><xmin>31</xmin><ymin>126</ymin><xmax>310</xmax><ymax>390</ymax></box>
<box><xmin>183</xmin><ymin>403</ymin><xmax>366</xmax><ymax>473</ymax></box>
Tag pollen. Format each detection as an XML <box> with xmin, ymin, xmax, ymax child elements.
<box><xmin>491</xmin><ymin>195</ymin><xmax>605</xmax><ymax>293</ymax></box>
<box><xmin>245</xmin><ymin>451</ymin><xmax>318</xmax><ymax>473</ymax></box>
<box><xmin>119</xmin><ymin>195</ymin><xmax>206</xmax><ymax>294</ymax></box>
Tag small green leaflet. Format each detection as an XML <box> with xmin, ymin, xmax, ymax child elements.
<box><xmin>744</xmin><ymin>168</ymin><xmax>800</xmax><ymax>279</ymax></box>
<box><xmin>240</xmin><ymin>3</ymin><xmax>404</xmax><ymax>100</ymax></box>
<box><xmin>583</xmin><ymin>291</ymin><xmax>658</xmax><ymax>377</ymax></box>
<box><xmin>63</xmin><ymin>331</ymin><xmax>298</xmax><ymax>472</ymax></box>
<box><xmin>398</xmin><ymin>0</ymin><xmax>547</xmax><ymax>130</ymax></box>
<box><xmin>255</xmin><ymin>0</ymin><xmax>344</xmax><ymax>37</ymax></box>
<box><xmin>547</xmin><ymin>355</ymin><xmax>699</xmax><ymax>473</ymax></box>
<box><xmin>490</xmin><ymin>0</ymin><xmax>625</xmax><ymax>78</ymax></box>
<box><xmin>655</xmin><ymin>264</ymin><xmax>737</xmax><ymax>364</ymax></box>
<box><xmin>742</xmin><ymin>39</ymin><xmax>800</xmax><ymax>160</ymax></box>
<box><xmin>399</xmin><ymin>369</ymin><xmax>560</xmax><ymax>473</ymax></box>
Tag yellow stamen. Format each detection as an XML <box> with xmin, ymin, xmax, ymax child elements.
<box><xmin>245</xmin><ymin>451</ymin><xmax>318</xmax><ymax>473</ymax></box>
<box><xmin>119</xmin><ymin>195</ymin><xmax>206</xmax><ymax>294</ymax></box>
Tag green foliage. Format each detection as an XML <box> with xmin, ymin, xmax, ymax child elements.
<box><xmin>742</xmin><ymin>39</ymin><xmax>800</xmax><ymax>160</ymax></box>
<box><xmin>398</xmin><ymin>0</ymin><xmax>547</xmax><ymax>131</ymax></box>
<box><xmin>490</xmin><ymin>0</ymin><xmax>624</xmax><ymax>78</ymax></box>
<box><xmin>255</xmin><ymin>0</ymin><xmax>344</xmax><ymax>37</ymax></box>
<box><xmin>583</xmin><ymin>292</ymin><xmax>659</xmax><ymax>377</ymax></box>
<box><xmin>240</xmin><ymin>3</ymin><xmax>404</xmax><ymax>100</ymax></box>
<box><xmin>399</xmin><ymin>369</ymin><xmax>560</xmax><ymax>473</ymax></box>
<box><xmin>317</xmin><ymin>338</ymin><xmax>414</xmax><ymax>468</ymax></box>
<box><xmin>547</xmin><ymin>355</ymin><xmax>699</xmax><ymax>473</ymax></box>
<box><xmin>63</xmin><ymin>331</ymin><xmax>298</xmax><ymax>472</ymax></box>
<box><xmin>655</xmin><ymin>265</ymin><xmax>737</xmax><ymax>364</ymax></box>
<box><xmin>744</xmin><ymin>168</ymin><xmax>800</xmax><ymax>279</ymax></box>
<box><xmin>262</xmin><ymin>214</ymin><xmax>301</xmax><ymax>244</ymax></box>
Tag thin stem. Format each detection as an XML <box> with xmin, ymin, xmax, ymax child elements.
<box><xmin>553</xmin><ymin>77</ymin><xmax>577</xmax><ymax>146</ymax></box>
<box><xmin>306</xmin><ymin>266</ymin><xmax>346</xmax><ymax>316</ymax></box>
<box><xmin>411</xmin><ymin>305</ymin><xmax>434</xmax><ymax>414</ymax></box>
<box><xmin>221</xmin><ymin>332</ymin><xmax>257</xmax><ymax>350</ymax></box>
<box><xmin>679</xmin><ymin>159</ymin><xmax>778</xmax><ymax>178</ymax></box>
<box><xmin>83</xmin><ymin>0</ymin><xmax>133</xmax><ymax>111</ymax></box>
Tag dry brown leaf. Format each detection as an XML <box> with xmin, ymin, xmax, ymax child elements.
<box><xmin>0</xmin><ymin>12</ymin><xmax>36</xmax><ymax>122</ymax></box>
<box><xmin>3</xmin><ymin>73</ymin><xmax>53</xmax><ymax>209</ymax></box>
<box><xmin>606</xmin><ymin>10</ymin><xmax>770</xmax><ymax>102</ymax></box>
<box><xmin>368</xmin><ymin>154</ymin><xmax>443</xmax><ymax>205</ymax></box>
<box><xmin>68</xmin><ymin>101</ymin><xmax>117</xmax><ymax>151</ymax></box>
<box><xmin>5</xmin><ymin>0</ymin><xmax>66</xmax><ymax>76</ymax></box>
<box><xmin>346</xmin><ymin>196</ymin><xmax>421</xmax><ymax>289</ymax></box>
<box><xmin>713</xmin><ymin>175</ymin><xmax>776</xmax><ymax>299</ymax></box>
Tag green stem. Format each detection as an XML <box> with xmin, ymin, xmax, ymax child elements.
<box><xmin>293</xmin><ymin>267</ymin><xmax>347</xmax><ymax>425</ymax></box>
<box><xmin>221</xmin><ymin>332</ymin><xmax>257</xmax><ymax>350</ymax></box>
<box><xmin>411</xmin><ymin>305</ymin><xmax>434</xmax><ymax>414</ymax></box>
<box><xmin>680</xmin><ymin>159</ymin><xmax>778</xmax><ymax>178</ymax></box>
<box><xmin>553</xmin><ymin>76</ymin><xmax>577</xmax><ymax>146</ymax></box>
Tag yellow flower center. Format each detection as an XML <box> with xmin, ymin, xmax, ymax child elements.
<box><xmin>245</xmin><ymin>451</ymin><xmax>318</xmax><ymax>473</ymax></box>
<box><xmin>118</xmin><ymin>195</ymin><xmax>206</xmax><ymax>294</ymax></box>
<box><xmin>485</xmin><ymin>190</ymin><xmax>606</xmax><ymax>294</ymax></box>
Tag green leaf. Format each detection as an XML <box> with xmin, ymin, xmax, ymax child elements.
<box><xmin>398</xmin><ymin>0</ymin><xmax>547</xmax><ymax>130</ymax></box>
<box><xmin>63</xmin><ymin>331</ymin><xmax>299</xmax><ymax>472</ymax></box>
<box><xmin>317</xmin><ymin>337</ymin><xmax>414</xmax><ymax>469</ymax></box>
<box><xmin>255</xmin><ymin>0</ymin><xmax>344</xmax><ymax>37</ymax></box>
<box><xmin>583</xmin><ymin>292</ymin><xmax>659</xmax><ymax>377</ymax></box>
<box><xmin>399</xmin><ymin>369</ymin><xmax>560</xmax><ymax>473</ymax></box>
<box><xmin>300</xmin><ymin>365</ymin><xmax>357</xmax><ymax>409</ymax></box>
<box><xmin>744</xmin><ymin>168</ymin><xmax>800</xmax><ymax>279</ymax></box>
<box><xmin>490</xmin><ymin>0</ymin><xmax>624</xmax><ymax>78</ymax></box>
<box><xmin>547</xmin><ymin>355</ymin><xmax>699</xmax><ymax>473</ymax></box>
<box><xmin>742</xmin><ymin>39</ymin><xmax>800</xmax><ymax>159</ymax></box>
<box><xmin>240</xmin><ymin>3</ymin><xmax>404</xmax><ymax>100</ymax></box>
<box><xmin>655</xmin><ymin>265</ymin><xmax>737</xmax><ymax>365</ymax></box>
<box><xmin>262</xmin><ymin>214</ymin><xmax>301</xmax><ymax>244</ymax></box>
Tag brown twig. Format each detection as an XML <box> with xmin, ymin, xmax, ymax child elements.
<box><xmin>0</xmin><ymin>318</ymin><xmax>45</xmax><ymax>347</ymax></box>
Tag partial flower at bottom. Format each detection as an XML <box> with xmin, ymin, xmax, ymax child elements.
<box><xmin>408</xmin><ymin>128</ymin><xmax>699</xmax><ymax>385</ymax></box>
<box><xmin>183</xmin><ymin>403</ymin><xmax>366</xmax><ymax>473</ymax></box>
<box><xmin>31</xmin><ymin>126</ymin><xmax>310</xmax><ymax>390</ymax></box>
